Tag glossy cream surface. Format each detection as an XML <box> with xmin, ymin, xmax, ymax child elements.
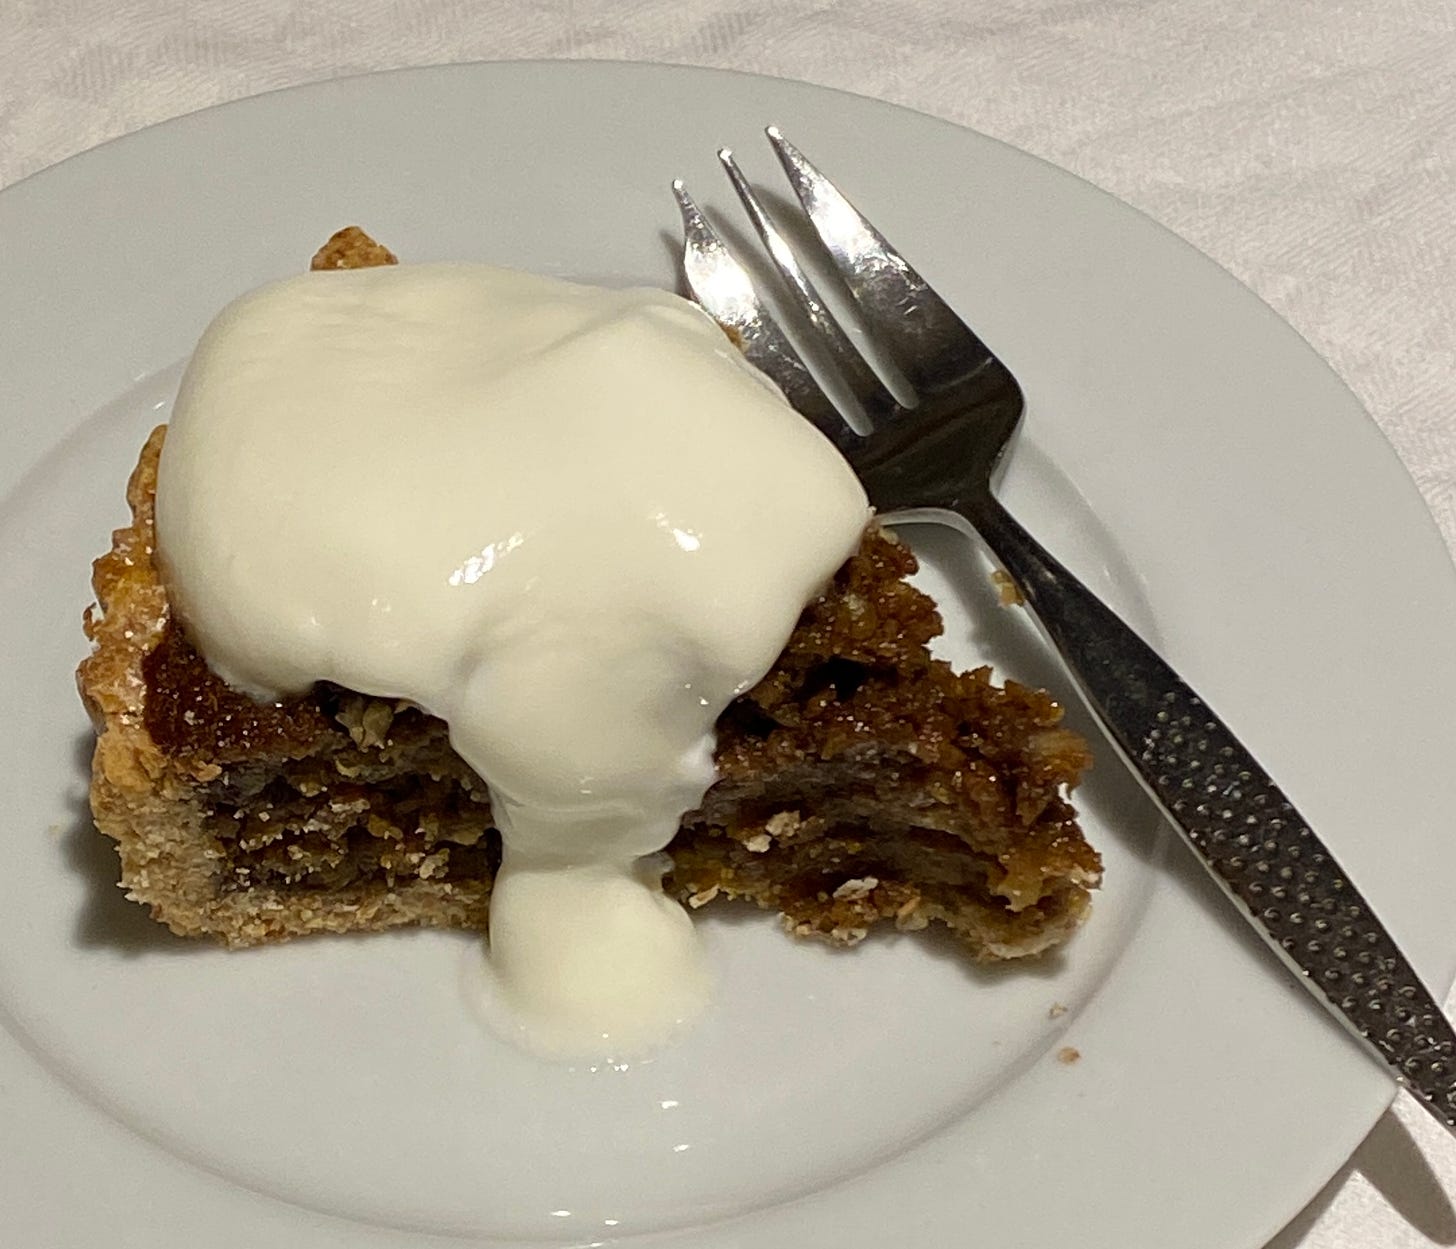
<box><xmin>155</xmin><ymin>261</ymin><xmax>869</xmax><ymax>1058</ymax></box>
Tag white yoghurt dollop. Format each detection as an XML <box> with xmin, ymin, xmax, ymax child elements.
<box><xmin>155</xmin><ymin>261</ymin><xmax>869</xmax><ymax>1059</ymax></box>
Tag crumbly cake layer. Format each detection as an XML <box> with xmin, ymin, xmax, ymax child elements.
<box><xmin>75</xmin><ymin>227</ymin><xmax>1100</xmax><ymax>957</ymax></box>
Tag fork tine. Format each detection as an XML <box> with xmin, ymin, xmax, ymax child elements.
<box><xmin>766</xmin><ymin>127</ymin><xmax>1000</xmax><ymax>396</ymax></box>
<box><xmin>672</xmin><ymin>180</ymin><xmax>860</xmax><ymax>458</ymax></box>
<box><xmin>717</xmin><ymin>148</ymin><xmax>901</xmax><ymax>427</ymax></box>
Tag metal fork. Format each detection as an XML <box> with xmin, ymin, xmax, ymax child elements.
<box><xmin>673</xmin><ymin>127</ymin><xmax>1456</xmax><ymax>1137</ymax></box>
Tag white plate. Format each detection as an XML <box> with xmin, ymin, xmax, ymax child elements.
<box><xmin>3</xmin><ymin>61</ymin><xmax>1455</xmax><ymax>1249</ymax></box>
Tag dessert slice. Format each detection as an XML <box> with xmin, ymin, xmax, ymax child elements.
<box><xmin>76</xmin><ymin>228</ymin><xmax>1100</xmax><ymax>960</ymax></box>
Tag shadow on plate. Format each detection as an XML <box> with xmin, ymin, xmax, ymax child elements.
<box><xmin>61</xmin><ymin>729</ymin><xmax>191</xmax><ymax>956</ymax></box>
<box><xmin>1264</xmin><ymin>1108</ymin><xmax>1456</xmax><ymax>1247</ymax></box>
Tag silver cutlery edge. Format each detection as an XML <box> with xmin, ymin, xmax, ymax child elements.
<box><xmin>674</xmin><ymin>128</ymin><xmax>1456</xmax><ymax>1136</ymax></box>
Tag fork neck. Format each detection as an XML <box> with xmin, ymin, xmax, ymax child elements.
<box><xmin>947</xmin><ymin>489</ymin><xmax>1071</xmax><ymax>622</ymax></box>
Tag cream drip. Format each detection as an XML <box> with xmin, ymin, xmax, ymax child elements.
<box><xmin>155</xmin><ymin>261</ymin><xmax>869</xmax><ymax>1058</ymax></box>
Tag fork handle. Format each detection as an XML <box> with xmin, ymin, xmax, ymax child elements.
<box><xmin>957</xmin><ymin>491</ymin><xmax>1456</xmax><ymax>1133</ymax></box>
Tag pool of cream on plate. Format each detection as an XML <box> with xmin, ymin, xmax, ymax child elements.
<box><xmin>154</xmin><ymin>261</ymin><xmax>869</xmax><ymax>1058</ymax></box>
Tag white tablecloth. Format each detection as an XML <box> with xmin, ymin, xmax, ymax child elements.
<box><xmin>5</xmin><ymin>3</ymin><xmax>1455</xmax><ymax>1246</ymax></box>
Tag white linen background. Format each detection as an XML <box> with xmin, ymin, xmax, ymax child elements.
<box><xmin>3</xmin><ymin>2</ymin><xmax>1454</xmax><ymax>1246</ymax></box>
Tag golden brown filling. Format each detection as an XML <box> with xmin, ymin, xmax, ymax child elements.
<box><xmin>130</xmin><ymin>517</ymin><xmax>1096</xmax><ymax>946</ymax></box>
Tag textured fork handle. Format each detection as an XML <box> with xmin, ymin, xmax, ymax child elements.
<box><xmin>958</xmin><ymin>491</ymin><xmax>1456</xmax><ymax>1132</ymax></box>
